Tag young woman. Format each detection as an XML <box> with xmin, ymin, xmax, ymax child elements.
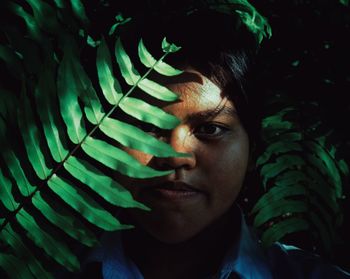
<box><xmin>78</xmin><ymin>3</ymin><xmax>350</xmax><ymax>279</ymax></box>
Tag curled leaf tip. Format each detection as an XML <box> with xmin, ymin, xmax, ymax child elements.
<box><xmin>87</xmin><ymin>35</ymin><xmax>101</xmax><ymax>47</ymax></box>
<box><xmin>109</xmin><ymin>13</ymin><xmax>132</xmax><ymax>36</ymax></box>
<box><xmin>161</xmin><ymin>37</ymin><xmax>182</xmax><ymax>53</ymax></box>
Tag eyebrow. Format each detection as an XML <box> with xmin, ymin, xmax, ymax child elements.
<box><xmin>184</xmin><ymin>106</ymin><xmax>238</xmax><ymax>123</ymax></box>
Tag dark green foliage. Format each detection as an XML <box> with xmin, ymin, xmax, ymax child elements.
<box><xmin>0</xmin><ymin>0</ymin><xmax>186</xmax><ymax>277</ymax></box>
<box><xmin>248</xmin><ymin>0</ymin><xmax>350</xmax><ymax>269</ymax></box>
<box><xmin>252</xmin><ymin>97</ymin><xmax>348</xmax><ymax>255</ymax></box>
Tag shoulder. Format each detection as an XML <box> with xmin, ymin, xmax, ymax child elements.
<box><xmin>265</xmin><ymin>242</ymin><xmax>350</xmax><ymax>279</ymax></box>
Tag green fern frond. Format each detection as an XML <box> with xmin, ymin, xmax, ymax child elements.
<box><xmin>252</xmin><ymin>98</ymin><xmax>348</xmax><ymax>253</ymax></box>
<box><xmin>0</xmin><ymin>1</ymin><xmax>185</xmax><ymax>277</ymax></box>
<box><xmin>206</xmin><ymin>0</ymin><xmax>272</xmax><ymax>43</ymax></box>
<box><xmin>261</xmin><ymin>217</ymin><xmax>310</xmax><ymax>247</ymax></box>
<box><xmin>1</xmin><ymin>225</ymin><xmax>53</xmax><ymax>279</ymax></box>
<box><xmin>339</xmin><ymin>0</ymin><xmax>349</xmax><ymax>6</ymax></box>
<box><xmin>139</xmin><ymin>38</ymin><xmax>184</xmax><ymax>76</ymax></box>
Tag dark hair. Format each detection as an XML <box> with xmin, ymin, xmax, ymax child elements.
<box><xmin>113</xmin><ymin>9</ymin><xmax>262</xmax><ymax>141</ymax></box>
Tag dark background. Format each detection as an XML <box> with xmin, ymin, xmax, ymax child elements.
<box><xmin>247</xmin><ymin>0</ymin><xmax>350</xmax><ymax>271</ymax></box>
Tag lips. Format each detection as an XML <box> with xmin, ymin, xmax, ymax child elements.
<box><xmin>144</xmin><ymin>181</ymin><xmax>203</xmax><ymax>201</ymax></box>
<box><xmin>153</xmin><ymin>181</ymin><xmax>201</xmax><ymax>192</ymax></box>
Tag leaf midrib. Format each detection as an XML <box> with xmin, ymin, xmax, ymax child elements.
<box><xmin>1</xmin><ymin>49</ymin><xmax>170</xmax><ymax>233</ymax></box>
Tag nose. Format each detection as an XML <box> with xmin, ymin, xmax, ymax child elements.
<box><xmin>154</xmin><ymin>126</ymin><xmax>196</xmax><ymax>170</ymax></box>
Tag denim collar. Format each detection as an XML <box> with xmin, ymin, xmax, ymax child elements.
<box><xmin>217</xmin><ymin>211</ymin><xmax>272</xmax><ymax>279</ymax></box>
<box><xmin>86</xmin><ymin>208</ymin><xmax>272</xmax><ymax>279</ymax></box>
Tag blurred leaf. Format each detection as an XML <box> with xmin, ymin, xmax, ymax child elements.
<box><xmin>0</xmin><ymin>168</ymin><xmax>19</xmax><ymax>211</ymax></box>
<box><xmin>32</xmin><ymin>193</ymin><xmax>97</xmax><ymax>247</ymax></box>
<box><xmin>260</xmin><ymin>155</ymin><xmax>305</xmax><ymax>186</ymax></box>
<box><xmin>0</xmin><ymin>226</ymin><xmax>53</xmax><ymax>279</ymax></box>
<box><xmin>254</xmin><ymin>97</ymin><xmax>348</xmax><ymax>254</ymax></box>
<box><xmin>63</xmin><ymin>155</ymin><xmax>149</xmax><ymax>210</ymax></box>
<box><xmin>207</xmin><ymin>0</ymin><xmax>272</xmax><ymax>43</ymax></box>
<box><xmin>339</xmin><ymin>0</ymin><xmax>349</xmax><ymax>6</ymax></box>
<box><xmin>0</xmin><ymin>253</ymin><xmax>36</xmax><ymax>279</ymax></box>
<box><xmin>262</xmin><ymin>217</ymin><xmax>309</xmax><ymax>246</ymax></box>
<box><xmin>0</xmin><ymin>44</ymin><xmax>24</xmax><ymax>79</ymax></box>
<box><xmin>254</xmin><ymin>199</ymin><xmax>307</xmax><ymax>227</ymax></box>
<box><xmin>9</xmin><ymin>2</ymin><xmax>41</xmax><ymax>40</ymax></box>
<box><xmin>25</xmin><ymin>0</ymin><xmax>60</xmax><ymax>34</ymax></box>
<box><xmin>252</xmin><ymin>184</ymin><xmax>307</xmax><ymax>215</ymax></box>
<box><xmin>0</xmin><ymin>118</ymin><xmax>36</xmax><ymax>196</ymax></box>
<box><xmin>15</xmin><ymin>209</ymin><xmax>80</xmax><ymax>272</ymax></box>
<box><xmin>257</xmin><ymin>140</ymin><xmax>302</xmax><ymax>166</ymax></box>
<box><xmin>47</xmin><ymin>174</ymin><xmax>133</xmax><ymax>231</ymax></box>
<box><xmin>306</xmin><ymin>140</ymin><xmax>343</xmax><ymax>197</ymax></box>
<box><xmin>70</xmin><ymin>0</ymin><xmax>89</xmax><ymax>25</ymax></box>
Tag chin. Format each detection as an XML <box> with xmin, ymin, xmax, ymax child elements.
<box><xmin>142</xmin><ymin>218</ymin><xmax>204</xmax><ymax>244</ymax></box>
<box><xmin>129</xmin><ymin>209</ymin><xmax>205</xmax><ymax>244</ymax></box>
<box><xmin>147</xmin><ymin>228</ymin><xmax>199</xmax><ymax>244</ymax></box>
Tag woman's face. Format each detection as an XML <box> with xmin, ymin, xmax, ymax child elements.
<box><xmin>120</xmin><ymin>69</ymin><xmax>250</xmax><ymax>243</ymax></box>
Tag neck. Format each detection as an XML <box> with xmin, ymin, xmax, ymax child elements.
<box><xmin>122</xmin><ymin>207</ymin><xmax>241</xmax><ymax>279</ymax></box>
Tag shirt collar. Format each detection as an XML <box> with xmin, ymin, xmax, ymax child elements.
<box><xmin>86</xmin><ymin>230</ymin><xmax>142</xmax><ymax>279</ymax></box>
<box><xmin>86</xmin><ymin>207</ymin><xmax>272</xmax><ymax>279</ymax></box>
<box><xmin>218</xmin><ymin>210</ymin><xmax>272</xmax><ymax>279</ymax></box>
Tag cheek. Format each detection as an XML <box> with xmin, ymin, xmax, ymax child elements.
<box><xmin>198</xmin><ymin>138</ymin><xmax>249</xmax><ymax>201</ymax></box>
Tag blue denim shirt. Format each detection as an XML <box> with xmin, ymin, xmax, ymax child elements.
<box><xmin>84</xmin><ymin>213</ymin><xmax>350</xmax><ymax>279</ymax></box>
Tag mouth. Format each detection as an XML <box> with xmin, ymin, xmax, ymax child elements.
<box><xmin>154</xmin><ymin>181</ymin><xmax>200</xmax><ymax>191</ymax></box>
<box><xmin>145</xmin><ymin>181</ymin><xmax>203</xmax><ymax>201</ymax></box>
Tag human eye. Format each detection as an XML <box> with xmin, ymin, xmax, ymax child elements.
<box><xmin>193</xmin><ymin>122</ymin><xmax>230</xmax><ymax>139</ymax></box>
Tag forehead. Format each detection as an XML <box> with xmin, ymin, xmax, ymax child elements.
<box><xmin>160</xmin><ymin>69</ymin><xmax>237</xmax><ymax>116</ymax></box>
